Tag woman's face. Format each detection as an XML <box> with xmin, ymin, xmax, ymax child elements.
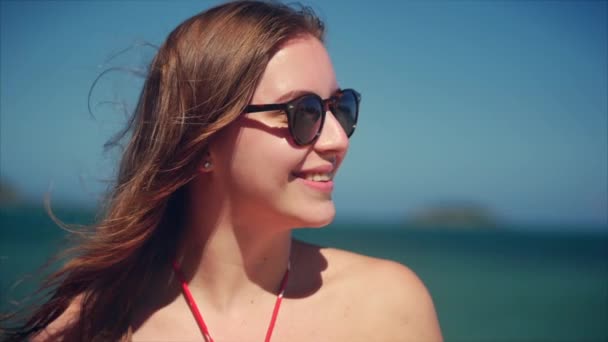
<box><xmin>209</xmin><ymin>35</ymin><xmax>349</xmax><ymax>229</ymax></box>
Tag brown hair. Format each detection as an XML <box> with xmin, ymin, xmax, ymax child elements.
<box><xmin>1</xmin><ymin>1</ymin><xmax>324</xmax><ymax>340</ymax></box>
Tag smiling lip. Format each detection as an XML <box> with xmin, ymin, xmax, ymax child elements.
<box><xmin>294</xmin><ymin>164</ymin><xmax>334</xmax><ymax>175</ymax></box>
<box><xmin>292</xmin><ymin>164</ymin><xmax>336</xmax><ymax>193</ymax></box>
<box><xmin>298</xmin><ymin>178</ymin><xmax>334</xmax><ymax>192</ymax></box>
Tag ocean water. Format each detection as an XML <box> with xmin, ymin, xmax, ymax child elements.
<box><xmin>1</xmin><ymin>206</ymin><xmax>607</xmax><ymax>341</ymax></box>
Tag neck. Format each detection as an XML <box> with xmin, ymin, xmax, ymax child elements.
<box><xmin>173</xmin><ymin>189</ymin><xmax>292</xmax><ymax>312</ymax></box>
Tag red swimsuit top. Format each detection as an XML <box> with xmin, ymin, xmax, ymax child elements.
<box><xmin>172</xmin><ymin>261</ymin><xmax>290</xmax><ymax>342</ymax></box>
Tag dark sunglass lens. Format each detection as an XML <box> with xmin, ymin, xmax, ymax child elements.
<box><xmin>292</xmin><ymin>96</ymin><xmax>323</xmax><ymax>144</ymax></box>
<box><xmin>334</xmin><ymin>90</ymin><xmax>358</xmax><ymax>137</ymax></box>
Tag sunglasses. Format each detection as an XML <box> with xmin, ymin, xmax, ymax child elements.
<box><xmin>244</xmin><ymin>88</ymin><xmax>361</xmax><ymax>146</ymax></box>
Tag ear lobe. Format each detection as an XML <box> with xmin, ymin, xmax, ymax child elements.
<box><xmin>198</xmin><ymin>148</ymin><xmax>213</xmax><ymax>173</ymax></box>
<box><xmin>203</xmin><ymin>160</ymin><xmax>212</xmax><ymax>169</ymax></box>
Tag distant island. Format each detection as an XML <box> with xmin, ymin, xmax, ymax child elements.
<box><xmin>405</xmin><ymin>202</ymin><xmax>500</xmax><ymax>229</ymax></box>
<box><xmin>0</xmin><ymin>180</ymin><xmax>21</xmax><ymax>205</ymax></box>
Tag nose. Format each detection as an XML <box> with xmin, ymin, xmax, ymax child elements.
<box><xmin>314</xmin><ymin>110</ymin><xmax>349</xmax><ymax>154</ymax></box>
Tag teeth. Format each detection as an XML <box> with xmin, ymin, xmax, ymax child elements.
<box><xmin>304</xmin><ymin>173</ymin><xmax>333</xmax><ymax>182</ymax></box>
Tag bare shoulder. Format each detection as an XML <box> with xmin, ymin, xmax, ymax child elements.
<box><xmin>296</xmin><ymin>241</ymin><xmax>443</xmax><ymax>341</ymax></box>
<box><xmin>31</xmin><ymin>296</ymin><xmax>83</xmax><ymax>342</ymax></box>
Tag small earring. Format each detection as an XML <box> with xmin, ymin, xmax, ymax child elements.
<box><xmin>203</xmin><ymin>161</ymin><xmax>212</xmax><ymax>169</ymax></box>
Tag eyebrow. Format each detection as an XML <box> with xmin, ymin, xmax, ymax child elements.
<box><xmin>274</xmin><ymin>90</ymin><xmax>315</xmax><ymax>103</ymax></box>
<box><xmin>274</xmin><ymin>88</ymin><xmax>341</xmax><ymax>103</ymax></box>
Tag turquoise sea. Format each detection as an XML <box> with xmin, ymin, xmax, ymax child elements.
<box><xmin>1</xmin><ymin>206</ymin><xmax>607</xmax><ymax>341</ymax></box>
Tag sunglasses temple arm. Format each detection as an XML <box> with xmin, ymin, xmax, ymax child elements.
<box><xmin>244</xmin><ymin>103</ymin><xmax>286</xmax><ymax>113</ymax></box>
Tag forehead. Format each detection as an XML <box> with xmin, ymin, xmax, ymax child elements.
<box><xmin>251</xmin><ymin>36</ymin><xmax>338</xmax><ymax>104</ymax></box>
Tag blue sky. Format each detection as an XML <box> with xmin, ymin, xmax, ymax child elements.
<box><xmin>1</xmin><ymin>1</ymin><xmax>606</xmax><ymax>227</ymax></box>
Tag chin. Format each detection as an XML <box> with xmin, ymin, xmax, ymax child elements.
<box><xmin>304</xmin><ymin>219</ymin><xmax>334</xmax><ymax>229</ymax></box>
<box><xmin>296</xmin><ymin>204</ymin><xmax>336</xmax><ymax>228</ymax></box>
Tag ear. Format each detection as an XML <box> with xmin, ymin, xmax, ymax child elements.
<box><xmin>197</xmin><ymin>148</ymin><xmax>214</xmax><ymax>173</ymax></box>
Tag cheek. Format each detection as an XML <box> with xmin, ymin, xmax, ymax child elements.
<box><xmin>212</xmin><ymin>123</ymin><xmax>336</xmax><ymax>227</ymax></box>
<box><xmin>227</xmin><ymin>126</ymin><xmax>304</xmax><ymax>191</ymax></box>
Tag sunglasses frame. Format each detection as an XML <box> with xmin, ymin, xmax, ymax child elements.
<box><xmin>244</xmin><ymin>88</ymin><xmax>361</xmax><ymax>146</ymax></box>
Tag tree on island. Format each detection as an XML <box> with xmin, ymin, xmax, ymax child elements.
<box><xmin>406</xmin><ymin>202</ymin><xmax>500</xmax><ymax>229</ymax></box>
<box><xmin>0</xmin><ymin>180</ymin><xmax>21</xmax><ymax>205</ymax></box>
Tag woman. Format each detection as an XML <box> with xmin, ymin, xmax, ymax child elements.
<box><xmin>4</xmin><ymin>1</ymin><xmax>442</xmax><ymax>341</ymax></box>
